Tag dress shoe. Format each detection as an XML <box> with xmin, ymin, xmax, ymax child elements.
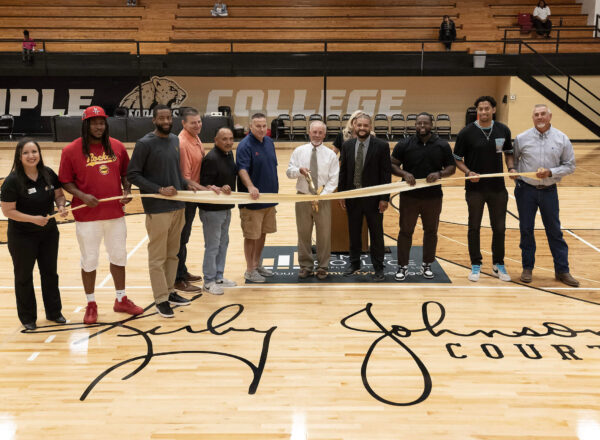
<box><xmin>556</xmin><ymin>272</ymin><xmax>579</xmax><ymax>287</ymax></box>
<box><xmin>184</xmin><ymin>272</ymin><xmax>202</xmax><ymax>282</ymax></box>
<box><xmin>174</xmin><ymin>280</ymin><xmax>202</xmax><ymax>292</ymax></box>
<box><xmin>23</xmin><ymin>322</ymin><xmax>37</xmax><ymax>330</ymax></box>
<box><xmin>343</xmin><ymin>266</ymin><xmax>361</xmax><ymax>277</ymax></box>
<box><xmin>298</xmin><ymin>268</ymin><xmax>314</xmax><ymax>279</ymax></box>
<box><xmin>520</xmin><ymin>268</ymin><xmax>533</xmax><ymax>283</ymax></box>
<box><xmin>48</xmin><ymin>314</ymin><xmax>67</xmax><ymax>324</ymax></box>
<box><xmin>370</xmin><ymin>271</ymin><xmax>385</xmax><ymax>282</ymax></box>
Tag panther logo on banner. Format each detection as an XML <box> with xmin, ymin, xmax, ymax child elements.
<box><xmin>119</xmin><ymin>76</ymin><xmax>187</xmax><ymax>112</ymax></box>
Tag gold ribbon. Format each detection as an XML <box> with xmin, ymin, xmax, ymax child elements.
<box><xmin>51</xmin><ymin>171</ymin><xmax>539</xmax><ymax>218</ymax></box>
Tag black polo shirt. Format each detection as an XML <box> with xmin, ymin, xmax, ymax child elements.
<box><xmin>199</xmin><ymin>146</ymin><xmax>237</xmax><ymax>211</ymax></box>
<box><xmin>392</xmin><ymin>134</ymin><xmax>454</xmax><ymax>198</ymax></box>
<box><xmin>453</xmin><ymin>121</ymin><xmax>513</xmax><ymax>192</ymax></box>
<box><xmin>1</xmin><ymin>167</ymin><xmax>61</xmax><ymax>232</ymax></box>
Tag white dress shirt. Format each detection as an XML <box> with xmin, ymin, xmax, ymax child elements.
<box><xmin>286</xmin><ymin>143</ymin><xmax>339</xmax><ymax>195</ymax></box>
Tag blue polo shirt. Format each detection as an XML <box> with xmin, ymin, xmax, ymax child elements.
<box><xmin>236</xmin><ymin>132</ymin><xmax>279</xmax><ymax>210</ymax></box>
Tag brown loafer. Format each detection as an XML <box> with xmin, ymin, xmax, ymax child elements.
<box><xmin>298</xmin><ymin>268</ymin><xmax>314</xmax><ymax>279</ymax></box>
<box><xmin>184</xmin><ymin>273</ymin><xmax>203</xmax><ymax>282</ymax></box>
<box><xmin>174</xmin><ymin>280</ymin><xmax>202</xmax><ymax>292</ymax></box>
<box><xmin>555</xmin><ymin>272</ymin><xmax>580</xmax><ymax>287</ymax></box>
<box><xmin>316</xmin><ymin>268</ymin><xmax>328</xmax><ymax>280</ymax></box>
<box><xmin>520</xmin><ymin>268</ymin><xmax>532</xmax><ymax>283</ymax></box>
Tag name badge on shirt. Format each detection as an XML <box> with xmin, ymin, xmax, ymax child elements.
<box><xmin>27</xmin><ymin>187</ymin><xmax>37</xmax><ymax>195</ymax></box>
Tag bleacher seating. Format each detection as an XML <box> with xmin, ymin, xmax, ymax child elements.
<box><xmin>0</xmin><ymin>0</ymin><xmax>597</xmax><ymax>54</ymax></box>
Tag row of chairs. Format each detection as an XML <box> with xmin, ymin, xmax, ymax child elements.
<box><xmin>275</xmin><ymin>113</ymin><xmax>452</xmax><ymax>140</ymax></box>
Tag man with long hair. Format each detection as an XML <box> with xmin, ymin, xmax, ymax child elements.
<box><xmin>59</xmin><ymin>106</ymin><xmax>143</xmax><ymax>324</ymax></box>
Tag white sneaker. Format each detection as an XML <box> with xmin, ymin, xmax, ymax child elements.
<box><xmin>257</xmin><ymin>266</ymin><xmax>274</xmax><ymax>277</ymax></box>
<box><xmin>468</xmin><ymin>265</ymin><xmax>481</xmax><ymax>282</ymax></box>
<box><xmin>492</xmin><ymin>264</ymin><xmax>511</xmax><ymax>282</ymax></box>
<box><xmin>216</xmin><ymin>278</ymin><xmax>237</xmax><ymax>287</ymax></box>
<box><xmin>203</xmin><ymin>281</ymin><xmax>224</xmax><ymax>295</ymax></box>
<box><xmin>244</xmin><ymin>270</ymin><xmax>265</xmax><ymax>283</ymax></box>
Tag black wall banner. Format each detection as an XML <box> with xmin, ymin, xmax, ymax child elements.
<box><xmin>0</xmin><ymin>76</ymin><xmax>140</xmax><ymax>134</ymax></box>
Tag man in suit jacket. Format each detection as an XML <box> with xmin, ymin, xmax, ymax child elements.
<box><xmin>338</xmin><ymin>113</ymin><xmax>392</xmax><ymax>281</ymax></box>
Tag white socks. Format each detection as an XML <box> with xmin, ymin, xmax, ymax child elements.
<box><xmin>86</xmin><ymin>293</ymin><xmax>96</xmax><ymax>303</ymax></box>
<box><xmin>115</xmin><ymin>290</ymin><xmax>126</xmax><ymax>302</ymax></box>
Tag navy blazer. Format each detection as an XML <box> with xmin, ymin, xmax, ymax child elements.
<box><xmin>337</xmin><ymin>136</ymin><xmax>392</xmax><ymax>202</ymax></box>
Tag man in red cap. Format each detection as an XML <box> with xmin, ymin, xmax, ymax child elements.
<box><xmin>59</xmin><ymin>105</ymin><xmax>143</xmax><ymax>324</ymax></box>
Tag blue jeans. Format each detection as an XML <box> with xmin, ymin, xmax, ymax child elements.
<box><xmin>514</xmin><ymin>181</ymin><xmax>569</xmax><ymax>273</ymax></box>
<box><xmin>199</xmin><ymin>209</ymin><xmax>231</xmax><ymax>283</ymax></box>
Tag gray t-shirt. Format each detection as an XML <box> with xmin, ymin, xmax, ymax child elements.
<box><xmin>127</xmin><ymin>132</ymin><xmax>186</xmax><ymax>214</ymax></box>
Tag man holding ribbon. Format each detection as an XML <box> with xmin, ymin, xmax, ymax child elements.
<box><xmin>453</xmin><ymin>96</ymin><xmax>514</xmax><ymax>283</ymax></box>
<box><xmin>286</xmin><ymin>120</ymin><xmax>339</xmax><ymax>280</ymax></box>
<box><xmin>512</xmin><ymin>104</ymin><xmax>578</xmax><ymax>287</ymax></box>
<box><xmin>391</xmin><ymin>112</ymin><xmax>456</xmax><ymax>281</ymax></box>
<box><xmin>338</xmin><ymin>113</ymin><xmax>392</xmax><ymax>282</ymax></box>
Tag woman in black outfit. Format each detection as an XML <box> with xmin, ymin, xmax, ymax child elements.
<box><xmin>1</xmin><ymin>139</ymin><xmax>68</xmax><ymax>330</ymax></box>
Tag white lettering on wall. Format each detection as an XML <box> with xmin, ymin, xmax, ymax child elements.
<box><xmin>206</xmin><ymin>89</ymin><xmax>233</xmax><ymax>114</ymax></box>
<box><xmin>8</xmin><ymin>89</ymin><xmax>39</xmax><ymax>116</ymax></box>
<box><xmin>234</xmin><ymin>90</ymin><xmax>265</xmax><ymax>116</ymax></box>
<box><xmin>291</xmin><ymin>90</ymin><xmax>315</xmax><ymax>116</ymax></box>
<box><xmin>265</xmin><ymin>90</ymin><xmax>289</xmax><ymax>117</ymax></box>
<box><xmin>67</xmin><ymin>89</ymin><xmax>94</xmax><ymax>116</ymax></box>
<box><xmin>0</xmin><ymin>89</ymin><xmax>6</xmax><ymax>114</ymax></box>
<box><xmin>40</xmin><ymin>89</ymin><xmax>65</xmax><ymax>116</ymax></box>
<box><xmin>378</xmin><ymin>90</ymin><xmax>406</xmax><ymax>115</ymax></box>
<box><xmin>347</xmin><ymin>90</ymin><xmax>378</xmax><ymax>116</ymax></box>
<box><xmin>324</xmin><ymin>90</ymin><xmax>346</xmax><ymax>115</ymax></box>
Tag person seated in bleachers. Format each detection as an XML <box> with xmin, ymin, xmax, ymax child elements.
<box><xmin>438</xmin><ymin>15</ymin><xmax>456</xmax><ymax>51</ymax></box>
<box><xmin>533</xmin><ymin>0</ymin><xmax>552</xmax><ymax>38</ymax></box>
<box><xmin>22</xmin><ymin>30</ymin><xmax>36</xmax><ymax>64</ymax></box>
<box><xmin>211</xmin><ymin>2</ymin><xmax>228</xmax><ymax>17</ymax></box>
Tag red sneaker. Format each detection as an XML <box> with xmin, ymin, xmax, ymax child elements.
<box><xmin>83</xmin><ymin>301</ymin><xmax>98</xmax><ymax>324</ymax></box>
<box><xmin>113</xmin><ymin>296</ymin><xmax>144</xmax><ymax>316</ymax></box>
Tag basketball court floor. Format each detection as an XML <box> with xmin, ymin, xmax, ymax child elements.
<box><xmin>0</xmin><ymin>142</ymin><xmax>599</xmax><ymax>439</ymax></box>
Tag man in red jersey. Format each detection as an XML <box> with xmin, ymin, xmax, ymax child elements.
<box><xmin>59</xmin><ymin>106</ymin><xmax>143</xmax><ymax>324</ymax></box>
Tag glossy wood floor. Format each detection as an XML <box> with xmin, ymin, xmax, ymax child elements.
<box><xmin>0</xmin><ymin>141</ymin><xmax>599</xmax><ymax>440</ymax></box>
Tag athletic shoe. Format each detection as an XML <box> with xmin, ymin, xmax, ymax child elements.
<box><xmin>370</xmin><ymin>271</ymin><xmax>385</xmax><ymax>282</ymax></box>
<box><xmin>395</xmin><ymin>266</ymin><xmax>408</xmax><ymax>281</ymax></box>
<box><xmin>492</xmin><ymin>264</ymin><xmax>511</xmax><ymax>282</ymax></box>
<box><xmin>468</xmin><ymin>265</ymin><xmax>481</xmax><ymax>282</ymax></box>
<box><xmin>244</xmin><ymin>270</ymin><xmax>266</xmax><ymax>283</ymax></box>
<box><xmin>84</xmin><ymin>301</ymin><xmax>98</xmax><ymax>324</ymax></box>
<box><xmin>113</xmin><ymin>296</ymin><xmax>144</xmax><ymax>315</ymax></box>
<box><xmin>257</xmin><ymin>266</ymin><xmax>275</xmax><ymax>277</ymax></box>
<box><xmin>216</xmin><ymin>278</ymin><xmax>237</xmax><ymax>287</ymax></box>
<box><xmin>422</xmin><ymin>263</ymin><xmax>434</xmax><ymax>279</ymax></box>
<box><xmin>155</xmin><ymin>301</ymin><xmax>174</xmax><ymax>318</ymax></box>
<box><xmin>203</xmin><ymin>282</ymin><xmax>224</xmax><ymax>295</ymax></box>
<box><xmin>168</xmin><ymin>292</ymin><xmax>191</xmax><ymax>306</ymax></box>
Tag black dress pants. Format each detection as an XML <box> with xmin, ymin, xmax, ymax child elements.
<box><xmin>397</xmin><ymin>194</ymin><xmax>443</xmax><ymax>266</ymax></box>
<box><xmin>346</xmin><ymin>197</ymin><xmax>385</xmax><ymax>272</ymax></box>
<box><xmin>7</xmin><ymin>222</ymin><xmax>62</xmax><ymax>325</ymax></box>
<box><xmin>465</xmin><ymin>189</ymin><xmax>508</xmax><ymax>266</ymax></box>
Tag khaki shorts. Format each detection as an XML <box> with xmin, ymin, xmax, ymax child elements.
<box><xmin>239</xmin><ymin>206</ymin><xmax>277</xmax><ymax>239</ymax></box>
